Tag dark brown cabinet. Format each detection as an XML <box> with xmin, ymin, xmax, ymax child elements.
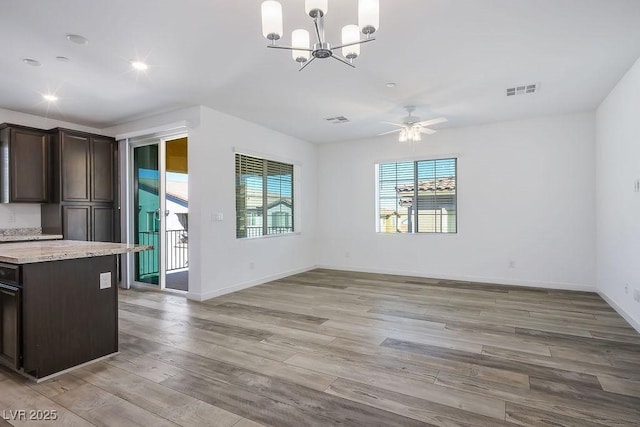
<box><xmin>0</xmin><ymin>124</ymin><xmax>49</xmax><ymax>203</ymax></box>
<box><xmin>0</xmin><ymin>256</ymin><xmax>118</xmax><ymax>379</ymax></box>
<box><xmin>91</xmin><ymin>137</ymin><xmax>115</xmax><ymax>203</ymax></box>
<box><xmin>60</xmin><ymin>132</ymin><xmax>91</xmax><ymax>202</ymax></box>
<box><xmin>0</xmin><ymin>284</ymin><xmax>21</xmax><ymax>370</ymax></box>
<box><xmin>0</xmin><ymin>263</ymin><xmax>22</xmax><ymax>371</ymax></box>
<box><xmin>42</xmin><ymin>129</ymin><xmax>117</xmax><ymax>242</ymax></box>
<box><xmin>63</xmin><ymin>205</ymin><xmax>91</xmax><ymax>241</ymax></box>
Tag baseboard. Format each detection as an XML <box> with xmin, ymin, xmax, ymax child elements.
<box><xmin>315</xmin><ymin>264</ymin><xmax>597</xmax><ymax>292</ymax></box>
<box><xmin>598</xmin><ymin>291</ymin><xmax>640</xmax><ymax>334</ymax></box>
<box><xmin>186</xmin><ymin>265</ymin><xmax>317</xmax><ymax>302</ymax></box>
<box><xmin>187</xmin><ymin>263</ymin><xmax>597</xmax><ymax>301</ymax></box>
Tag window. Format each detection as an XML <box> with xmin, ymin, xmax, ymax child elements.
<box><xmin>236</xmin><ymin>154</ymin><xmax>294</xmax><ymax>238</ymax></box>
<box><xmin>378</xmin><ymin>158</ymin><xmax>457</xmax><ymax>234</ymax></box>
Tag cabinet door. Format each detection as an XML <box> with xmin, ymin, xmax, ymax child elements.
<box><xmin>62</xmin><ymin>205</ymin><xmax>90</xmax><ymax>241</ymax></box>
<box><xmin>61</xmin><ymin>133</ymin><xmax>90</xmax><ymax>202</ymax></box>
<box><xmin>92</xmin><ymin>206</ymin><xmax>114</xmax><ymax>242</ymax></box>
<box><xmin>10</xmin><ymin>128</ymin><xmax>48</xmax><ymax>202</ymax></box>
<box><xmin>91</xmin><ymin>137</ymin><xmax>115</xmax><ymax>202</ymax></box>
<box><xmin>0</xmin><ymin>283</ymin><xmax>21</xmax><ymax>370</ymax></box>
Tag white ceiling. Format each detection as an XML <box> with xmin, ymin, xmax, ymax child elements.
<box><xmin>1</xmin><ymin>0</ymin><xmax>640</xmax><ymax>143</ymax></box>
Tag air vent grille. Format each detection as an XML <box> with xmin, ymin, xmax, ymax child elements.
<box><xmin>507</xmin><ymin>83</ymin><xmax>538</xmax><ymax>97</ymax></box>
<box><xmin>325</xmin><ymin>116</ymin><xmax>350</xmax><ymax>124</ymax></box>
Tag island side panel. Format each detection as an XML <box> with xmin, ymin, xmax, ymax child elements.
<box><xmin>21</xmin><ymin>255</ymin><xmax>118</xmax><ymax>378</ymax></box>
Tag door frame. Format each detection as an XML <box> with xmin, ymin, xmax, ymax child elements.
<box><xmin>120</xmin><ymin>128</ymin><xmax>187</xmax><ymax>291</ymax></box>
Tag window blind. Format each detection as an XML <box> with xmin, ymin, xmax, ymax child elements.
<box><xmin>378</xmin><ymin>158</ymin><xmax>457</xmax><ymax>234</ymax></box>
<box><xmin>236</xmin><ymin>154</ymin><xmax>294</xmax><ymax>238</ymax></box>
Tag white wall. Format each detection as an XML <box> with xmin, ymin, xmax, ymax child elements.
<box><xmin>104</xmin><ymin>106</ymin><xmax>318</xmax><ymax>301</ymax></box>
<box><xmin>596</xmin><ymin>57</ymin><xmax>640</xmax><ymax>331</ymax></box>
<box><xmin>316</xmin><ymin>112</ymin><xmax>596</xmax><ymax>291</ymax></box>
<box><xmin>189</xmin><ymin>106</ymin><xmax>317</xmax><ymax>300</ymax></box>
<box><xmin>0</xmin><ymin>108</ymin><xmax>106</xmax><ymax>229</ymax></box>
<box><xmin>0</xmin><ymin>204</ymin><xmax>41</xmax><ymax>229</ymax></box>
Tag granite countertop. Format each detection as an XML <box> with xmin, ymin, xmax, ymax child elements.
<box><xmin>0</xmin><ymin>227</ymin><xmax>63</xmax><ymax>242</ymax></box>
<box><xmin>0</xmin><ymin>240</ymin><xmax>153</xmax><ymax>264</ymax></box>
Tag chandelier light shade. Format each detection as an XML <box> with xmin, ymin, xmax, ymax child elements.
<box><xmin>341</xmin><ymin>25</ymin><xmax>360</xmax><ymax>59</ymax></box>
<box><xmin>358</xmin><ymin>0</ymin><xmax>379</xmax><ymax>35</ymax></box>
<box><xmin>261</xmin><ymin>1</ymin><xmax>283</xmax><ymax>41</ymax></box>
<box><xmin>305</xmin><ymin>0</ymin><xmax>328</xmax><ymax>18</ymax></box>
<box><xmin>260</xmin><ymin>0</ymin><xmax>379</xmax><ymax>70</ymax></box>
<box><xmin>292</xmin><ymin>29</ymin><xmax>311</xmax><ymax>63</ymax></box>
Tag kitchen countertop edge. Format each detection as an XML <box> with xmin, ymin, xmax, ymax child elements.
<box><xmin>0</xmin><ymin>240</ymin><xmax>154</xmax><ymax>264</ymax></box>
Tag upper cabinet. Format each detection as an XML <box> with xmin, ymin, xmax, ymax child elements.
<box><xmin>44</xmin><ymin>129</ymin><xmax>117</xmax><ymax>242</ymax></box>
<box><xmin>91</xmin><ymin>136</ymin><xmax>115</xmax><ymax>203</ymax></box>
<box><xmin>50</xmin><ymin>129</ymin><xmax>115</xmax><ymax>204</ymax></box>
<box><xmin>0</xmin><ymin>124</ymin><xmax>49</xmax><ymax>203</ymax></box>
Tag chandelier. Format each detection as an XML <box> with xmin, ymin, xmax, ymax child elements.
<box><xmin>261</xmin><ymin>0</ymin><xmax>380</xmax><ymax>70</ymax></box>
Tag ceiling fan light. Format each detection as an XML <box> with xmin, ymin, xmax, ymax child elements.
<box><xmin>412</xmin><ymin>126</ymin><xmax>422</xmax><ymax>141</ymax></box>
<box><xmin>399</xmin><ymin>128</ymin><xmax>408</xmax><ymax>142</ymax></box>
<box><xmin>341</xmin><ymin>25</ymin><xmax>360</xmax><ymax>59</ymax></box>
<box><xmin>359</xmin><ymin>0</ymin><xmax>379</xmax><ymax>35</ymax></box>
<box><xmin>292</xmin><ymin>29</ymin><xmax>311</xmax><ymax>63</ymax></box>
<box><xmin>261</xmin><ymin>1</ymin><xmax>283</xmax><ymax>41</ymax></box>
<box><xmin>305</xmin><ymin>0</ymin><xmax>328</xmax><ymax>18</ymax></box>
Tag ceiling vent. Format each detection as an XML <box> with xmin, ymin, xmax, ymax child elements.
<box><xmin>507</xmin><ymin>83</ymin><xmax>538</xmax><ymax>97</ymax></box>
<box><xmin>325</xmin><ymin>116</ymin><xmax>350</xmax><ymax>124</ymax></box>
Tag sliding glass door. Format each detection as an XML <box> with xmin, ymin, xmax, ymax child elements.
<box><xmin>128</xmin><ymin>134</ymin><xmax>189</xmax><ymax>291</ymax></box>
<box><xmin>133</xmin><ymin>142</ymin><xmax>163</xmax><ymax>285</ymax></box>
<box><xmin>133</xmin><ymin>143</ymin><xmax>162</xmax><ymax>286</ymax></box>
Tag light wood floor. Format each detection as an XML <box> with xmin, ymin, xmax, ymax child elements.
<box><xmin>2</xmin><ymin>269</ymin><xmax>640</xmax><ymax>426</ymax></box>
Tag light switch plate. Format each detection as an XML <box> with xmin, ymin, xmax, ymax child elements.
<box><xmin>100</xmin><ymin>272</ymin><xmax>112</xmax><ymax>289</ymax></box>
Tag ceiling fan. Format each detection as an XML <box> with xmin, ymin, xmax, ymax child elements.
<box><xmin>379</xmin><ymin>106</ymin><xmax>448</xmax><ymax>142</ymax></box>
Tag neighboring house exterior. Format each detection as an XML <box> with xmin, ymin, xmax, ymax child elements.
<box><xmin>380</xmin><ymin>176</ymin><xmax>456</xmax><ymax>233</ymax></box>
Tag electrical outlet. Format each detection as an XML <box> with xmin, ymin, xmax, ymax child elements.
<box><xmin>7</xmin><ymin>213</ymin><xmax>16</xmax><ymax>223</ymax></box>
<box><xmin>249</xmin><ymin>261</ymin><xmax>255</xmax><ymax>270</ymax></box>
<box><xmin>99</xmin><ymin>272</ymin><xmax>112</xmax><ymax>289</ymax></box>
<box><xmin>625</xmin><ymin>283</ymin><xmax>629</xmax><ymax>294</ymax></box>
<box><xmin>634</xmin><ymin>289</ymin><xmax>640</xmax><ymax>303</ymax></box>
<box><xmin>635</xmin><ymin>179</ymin><xmax>640</xmax><ymax>193</ymax></box>
<box><xmin>345</xmin><ymin>252</ymin><xmax>351</xmax><ymax>259</ymax></box>
<box><xmin>509</xmin><ymin>260</ymin><xmax>515</xmax><ymax>269</ymax></box>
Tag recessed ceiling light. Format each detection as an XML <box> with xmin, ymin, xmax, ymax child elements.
<box><xmin>386</xmin><ymin>82</ymin><xmax>396</xmax><ymax>88</ymax></box>
<box><xmin>66</xmin><ymin>34</ymin><xmax>88</xmax><ymax>45</ymax></box>
<box><xmin>56</xmin><ymin>56</ymin><xmax>71</xmax><ymax>63</ymax></box>
<box><xmin>22</xmin><ymin>58</ymin><xmax>42</xmax><ymax>67</ymax></box>
<box><xmin>131</xmin><ymin>61</ymin><xmax>148</xmax><ymax>71</ymax></box>
<box><xmin>42</xmin><ymin>94</ymin><xmax>58</xmax><ymax>102</ymax></box>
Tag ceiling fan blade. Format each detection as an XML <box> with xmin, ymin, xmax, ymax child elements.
<box><xmin>417</xmin><ymin>117</ymin><xmax>448</xmax><ymax>127</ymax></box>
<box><xmin>420</xmin><ymin>127</ymin><xmax>437</xmax><ymax>135</ymax></box>
<box><xmin>381</xmin><ymin>121</ymin><xmax>404</xmax><ymax>127</ymax></box>
<box><xmin>378</xmin><ymin>129</ymin><xmax>402</xmax><ymax>136</ymax></box>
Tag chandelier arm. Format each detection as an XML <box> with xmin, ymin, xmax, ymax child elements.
<box><xmin>298</xmin><ymin>56</ymin><xmax>316</xmax><ymax>71</ymax></box>
<box><xmin>331</xmin><ymin>38</ymin><xmax>376</xmax><ymax>50</ymax></box>
<box><xmin>313</xmin><ymin>17</ymin><xmax>324</xmax><ymax>44</ymax></box>
<box><xmin>267</xmin><ymin>45</ymin><xmax>313</xmax><ymax>52</ymax></box>
<box><xmin>331</xmin><ymin>54</ymin><xmax>356</xmax><ymax>68</ymax></box>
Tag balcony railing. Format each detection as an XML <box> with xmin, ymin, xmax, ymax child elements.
<box><xmin>137</xmin><ymin>230</ymin><xmax>188</xmax><ymax>277</ymax></box>
<box><xmin>166</xmin><ymin>229</ymin><xmax>188</xmax><ymax>271</ymax></box>
<box><xmin>245</xmin><ymin>226</ymin><xmax>293</xmax><ymax>238</ymax></box>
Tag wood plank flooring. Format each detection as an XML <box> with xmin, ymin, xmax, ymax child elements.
<box><xmin>2</xmin><ymin>268</ymin><xmax>640</xmax><ymax>426</ymax></box>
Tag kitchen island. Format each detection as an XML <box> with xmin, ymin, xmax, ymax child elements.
<box><xmin>0</xmin><ymin>240</ymin><xmax>151</xmax><ymax>381</ymax></box>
